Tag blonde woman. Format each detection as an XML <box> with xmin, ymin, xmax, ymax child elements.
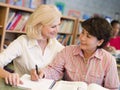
<box><xmin>0</xmin><ymin>5</ymin><xmax>64</xmax><ymax>86</ymax></box>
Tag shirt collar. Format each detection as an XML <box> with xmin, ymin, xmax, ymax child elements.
<box><xmin>28</xmin><ymin>38</ymin><xmax>38</xmax><ymax>48</ymax></box>
<box><xmin>28</xmin><ymin>38</ymin><xmax>55</xmax><ymax>49</ymax></box>
<box><xmin>73</xmin><ymin>46</ymin><xmax>101</xmax><ymax>60</ymax></box>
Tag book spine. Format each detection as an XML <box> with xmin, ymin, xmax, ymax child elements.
<box><xmin>10</xmin><ymin>14</ymin><xmax>22</xmax><ymax>30</ymax></box>
<box><xmin>6</xmin><ymin>12</ymin><xmax>16</xmax><ymax>29</ymax></box>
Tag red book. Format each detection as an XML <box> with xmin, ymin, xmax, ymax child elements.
<box><xmin>9</xmin><ymin>14</ymin><xmax>22</xmax><ymax>30</ymax></box>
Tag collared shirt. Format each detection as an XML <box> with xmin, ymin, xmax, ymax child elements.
<box><xmin>43</xmin><ymin>45</ymin><xmax>119</xmax><ymax>90</ymax></box>
<box><xmin>0</xmin><ymin>35</ymin><xmax>64</xmax><ymax>76</ymax></box>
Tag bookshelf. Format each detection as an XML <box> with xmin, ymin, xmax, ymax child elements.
<box><xmin>73</xmin><ymin>19</ymin><xmax>83</xmax><ymax>45</ymax></box>
<box><xmin>0</xmin><ymin>2</ymin><xmax>34</xmax><ymax>52</ymax></box>
<box><xmin>57</xmin><ymin>16</ymin><xmax>77</xmax><ymax>45</ymax></box>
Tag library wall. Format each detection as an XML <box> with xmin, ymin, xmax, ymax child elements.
<box><xmin>46</xmin><ymin>0</ymin><xmax>120</xmax><ymax>20</ymax></box>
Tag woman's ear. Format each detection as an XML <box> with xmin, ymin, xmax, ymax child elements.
<box><xmin>98</xmin><ymin>39</ymin><xmax>104</xmax><ymax>46</ymax></box>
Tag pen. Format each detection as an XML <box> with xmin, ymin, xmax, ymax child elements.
<box><xmin>49</xmin><ymin>80</ymin><xmax>56</xmax><ymax>89</ymax></box>
<box><xmin>35</xmin><ymin>65</ymin><xmax>39</xmax><ymax>75</ymax></box>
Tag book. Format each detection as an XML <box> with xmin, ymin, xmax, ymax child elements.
<box><xmin>18</xmin><ymin>74</ymin><xmax>55</xmax><ymax>90</ymax></box>
<box><xmin>14</xmin><ymin>13</ymin><xmax>30</xmax><ymax>31</ymax></box>
<box><xmin>52</xmin><ymin>81</ymin><xmax>109</xmax><ymax>90</ymax></box>
<box><xmin>9</xmin><ymin>13</ymin><xmax>22</xmax><ymax>30</ymax></box>
<box><xmin>6</xmin><ymin>12</ymin><xmax>16</xmax><ymax>29</ymax></box>
<box><xmin>18</xmin><ymin>74</ymin><xmax>109</xmax><ymax>90</ymax></box>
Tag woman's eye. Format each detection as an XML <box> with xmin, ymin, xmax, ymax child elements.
<box><xmin>51</xmin><ymin>25</ymin><xmax>56</xmax><ymax>28</ymax></box>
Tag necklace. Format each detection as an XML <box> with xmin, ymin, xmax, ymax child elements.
<box><xmin>84</xmin><ymin>58</ymin><xmax>88</xmax><ymax>64</ymax></box>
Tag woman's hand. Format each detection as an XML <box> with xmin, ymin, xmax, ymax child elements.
<box><xmin>30</xmin><ymin>69</ymin><xmax>45</xmax><ymax>81</ymax></box>
<box><xmin>5</xmin><ymin>73</ymin><xmax>22</xmax><ymax>86</ymax></box>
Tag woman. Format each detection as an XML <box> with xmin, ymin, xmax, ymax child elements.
<box><xmin>0</xmin><ymin>5</ymin><xmax>64</xmax><ymax>86</ymax></box>
<box><xmin>33</xmin><ymin>17</ymin><xmax>119</xmax><ymax>89</ymax></box>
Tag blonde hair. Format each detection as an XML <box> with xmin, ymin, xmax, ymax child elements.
<box><xmin>25</xmin><ymin>4</ymin><xmax>62</xmax><ymax>39</ymax></box>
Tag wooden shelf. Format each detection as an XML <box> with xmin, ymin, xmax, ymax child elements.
<box><xmin>58</xmin><ymin>32</ymin><xmax>72</xmax><ymax>35</ymax></box>
<box><xmin>117</xmin><ymin>64</ymin><xmax>120</xmax><ymax>68</ymax></box>
<box><xmin>0</xmin><ymin>2</ymin><xmax>34</xmax><ymax>12</ymax></box>
<box><xmin>6</xmin><ymin>30</ymin><xmax>26</xmax><ymax>34</ymax></box>
<box><xmin>0</xmin><ymin>25</ymin><xmax>3</xmax><ymax>28</ymax></box>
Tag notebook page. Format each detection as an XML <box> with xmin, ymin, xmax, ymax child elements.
<box><xmin>18</xmin><ymin>74</ymin><xmax>54</xmax><ymax>90</ymax></box>
<box><xmin>88</xmin><ymin>83</ymin><xmax>109</xmax><ymax>90</ymax></box>
<box><xmin>52</xmin><ymin>81</ymin><xmax>87</xmax><ymax>90</ymax></box>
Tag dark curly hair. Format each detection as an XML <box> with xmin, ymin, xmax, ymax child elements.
<box><xmin>81</xmin><ymin>17</ymin><xmax>112</xmax><ymax>48</ymax></box>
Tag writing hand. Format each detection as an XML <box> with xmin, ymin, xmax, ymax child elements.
<box><xmin>30</xmin><ymin>69</ymin><xmax>45</xmax><ymax>81</ymax></box>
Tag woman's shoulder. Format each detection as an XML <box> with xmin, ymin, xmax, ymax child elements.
<box><xmin>14</xmin><ymin>35</ymin><xmax>30</xmax><ymax>44</ymax></box>
<box><xmin>99</xmin><ymin>49</ymin><xmax>113</xmax><ymax>57</ymax></box>
<box><xmin>98</xmin><ymin>49</ymin><xmax>116</xmax><ymax>62</ymax></box>
<box><xmin>63</xmin><ymin>45</ymin><xmax>80</xmax><ymax>53</ymax></box>
<box><xmin>17</xmin><ymin>35</ymin><xmax>28</xmax><ymax>40</ymax></box>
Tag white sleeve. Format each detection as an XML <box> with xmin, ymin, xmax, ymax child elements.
<box><xmin>0</xmin><ymin>38</ymin><xmax>22</xmax><ymax>68</ymax></box>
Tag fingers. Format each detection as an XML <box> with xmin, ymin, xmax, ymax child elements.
<box><xmin>4</xmin><ymin>73</ymin><xmax>20</xmax><ymax>86</ymax></box>
<box><xmin>30</xmin><ymin>69</ymin><xmax>45</xmax><ymax>81</ymax></box>
<box><xmin>39</xmin><ymin>71</ymin><xmax>45</xmax><ymax>79</ymax></box>
<box><xmin>30</xmin><ymin>69</ymin><xmax>39</xmax><ymax>81</ymax></box>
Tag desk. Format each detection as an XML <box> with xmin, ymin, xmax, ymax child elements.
<box><xmin>0</xmin><ymin>78</ymin><xmax>29</xmax><ymax>90</ymax></box>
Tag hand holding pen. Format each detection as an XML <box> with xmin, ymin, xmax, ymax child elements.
<box><xmin>30</xmin><ymin>65</ymin><xmax>45</xmax><ymax>81</ymax></box>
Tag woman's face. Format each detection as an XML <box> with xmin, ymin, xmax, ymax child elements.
<box><xmin>41</xmin><ymin>18</ymin><xmax>61</xmax><ymax>39</ymax></box>
<box><xmin>79</xmin><ymin>29</ymin><xmax>103</xmax><ymax>52</ymax></box>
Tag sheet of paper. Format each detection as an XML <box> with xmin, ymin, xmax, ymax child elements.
<box><xmin>88</xmin><ymin>83</ymin><xmax>109</xmax><ymax>90</ymax></box>
<box><xmin>52</xmin><ymin>81</ymin><xmax>87</xmax><ymax>90</ymax></box>
<box><xmin>18</xmin><ymin>74</ymin><xmax>54</xmax><ymax>90</ymax></box>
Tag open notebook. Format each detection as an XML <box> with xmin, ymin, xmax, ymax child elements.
<box><xmin>18</xmin><ymin>74</ymin><xmax>109</xmax><ymax>90</ymax></box>
<box><xmin>52</xmin><ymin>81</ymin><xmax>109</xmax><ymax>90</ymax></box>
<box><xmin>18</xmin><ymin>74</ymin><xmax>54</xmax><ymax>90</ymax></box>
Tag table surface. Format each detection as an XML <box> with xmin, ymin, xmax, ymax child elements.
<box><xmin>0</xmin><ymin>78</ymin><xmax>30</xmax><ymax>90</ymax></box>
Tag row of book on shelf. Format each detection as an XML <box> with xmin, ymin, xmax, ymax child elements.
<box><xmin>59</xmin><ymin>20</ymin><xmax>74</xmax><ymax>34</ymax></box>
<box><xmin>57</xmin><ymin>34</ymin><xmax>72</xmax><ymax>46</ymax></box>
<box><xmin>6</xmin><ymin>11</ymin><xmax>30</xmax><ymax>32</ymax></box>
<box><xmin>1</xmin><ymin>0</ymin><xmax>46</xmax><ymax>9</ymax></box>
<box><xmin>6</xmin><ymin>12</ymin><xmax>74</xmax><ymax>33</ymax></box>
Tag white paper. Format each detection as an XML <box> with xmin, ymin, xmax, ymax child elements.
<box><xmin>18</xmin><ymin>74</ymin><xmax>54</xmax><ymax>90</ymax></box>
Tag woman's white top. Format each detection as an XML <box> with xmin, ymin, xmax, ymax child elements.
<box><xmin>0</xmin><ymin>35</ymin><xmax>64</xmax><ymax>76</ymax></box>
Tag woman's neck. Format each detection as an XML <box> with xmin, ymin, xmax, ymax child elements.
<box><xmin>37</xmin><ymin>39</ymin><xmax>49</xmax><ymax>55</ymax></box>
<box><xmin>82</xmin><ymin>49</ymin><xmax>97</xmax><ymax>58</ymax></box>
